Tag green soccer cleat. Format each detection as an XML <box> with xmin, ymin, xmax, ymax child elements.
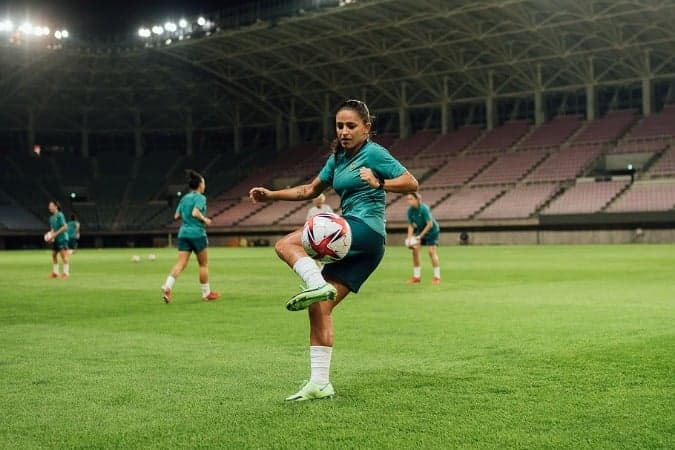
<box><xmin>286</xmin><ymin>283</ymin><xmax>337</xmax><ymax>311</ymax></box>
<box><xmin>285</xmin><ymin>380</ymin><xmax>335</xmax><ymax>401</ymax></box>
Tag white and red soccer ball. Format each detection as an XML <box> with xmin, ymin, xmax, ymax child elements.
<box><xmin>301</xmin><ymin>212</ymin><xmax>352</xmax><ymax>263</ymax></box>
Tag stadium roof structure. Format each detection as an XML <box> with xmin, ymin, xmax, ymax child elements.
<box><xmin>1</xmin><ymin>0</ymin><xmax>675</xmax><ymax>143</ymax></box>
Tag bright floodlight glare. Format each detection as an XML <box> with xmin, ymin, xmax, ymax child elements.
<box><xmin>0</xmin><ymin>19</ymin><xmax>13</xmax><ymax>32</ymax></box>
<box><xmin>152</xmin><ymin>25</ymin><xmax>164</xmax><ymax>35</ymax></box>
<box><xmin>164</xmin><ymin>21</ymin><xmax>177</xmax><ymax>32</ymax></box>
<box><xmin>179</xmin><ymin>18</ymin><xmax>188</xmax><ymax>28</ymax></box>
<box><xmin>197</xmin><ymin>16</ymin><xmax>206</xmax><ymax>26</ymax></box>
<box><xmin>165</xmin><ymin>38</ymin><xmax>172</xmax><ymax>45</ymax></box>
<box><xmin>19</xmin><ymin>22</ymin><xmax>32</xmax><ymax>34</ymax></box>
<box><xmin>138</xmin><ymin>27</ymin><xmax>151</xmax><ymax>38</ymax></box>
<box><xmin>55</xmin><ymin>30</ymin><xmax>62</xmax><ymax>39</ymax></box>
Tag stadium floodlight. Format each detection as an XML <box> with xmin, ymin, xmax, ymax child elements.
<box><xmin>19</xmin><ymin>22</ymin><xmax>33</xmax><ymax>34</ymax></box>
<box><xmin>61</xmin><ymin>29</ymin><xmax>69</xmax><ymax>38</ymax></box>
<box><xmin>165</xmin><ymin>38</ymin><xmax>172</xmax><ymax>45</ymax></box>
<box><xmin>152</xmin><ymin>25</ymin><xmax>164</xmax><ymax>35</ymax></box>
<box><xmin>178</xmin><ymin>18</ymin><xmax>188</xmax><ymax>28</ymax></box>
<box><xmin>0</xmin><ymin>19</ymin><xmax>13</xmax><ymax>32</ymax></box>
<box><xmin>55</xmin><ymin>30</ymin><xmax>62</xmax><ymax>39</ymax></box>
<box><xmin>197</xmin><ymin>16</ymin><xmax>206</xmax><ymax>26</ymax></box>
<box><xmin>138</xmin><ymin>27</ymin><xmax>151</xmax><ymax>38</ymax></box>
<box><xmin>164</xmin><ymin>22</ymin><xmax>177</xmax><ymax>32</ymax></box>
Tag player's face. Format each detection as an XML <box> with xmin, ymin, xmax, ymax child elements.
<box><xmin>48</xmin><ymin>202</ymin><xmax>57</xmax><ymax>214</ymax></box>
<box><xmin>198</xmin><ymin>178</ymin><xmax>206</xmax><ymax>193</ymax></box>
<box><xmin>406</xmin><ymin>194</ymin><xmax>419</xmax><ymax>208</ymax></box>
<box><xmin>336</xmin><ymin>109</ymin><xmax>371</xmax><ymax>151</ymax></box>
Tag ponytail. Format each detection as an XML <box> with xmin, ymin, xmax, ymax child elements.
<box><xmin>186</xmin><ymin>169</ymin><xmax>203</xmax><ymax>190</ymax></box>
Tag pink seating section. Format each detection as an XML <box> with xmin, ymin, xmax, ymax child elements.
<box><xmin>625</xmin><ymin>104</ymin><xmax>675</xmax><ymax>139</ymax></box>
<box><xmin>211</xmin><ymin>200</ymin><xmax>267</xmax><ymax>226</ymax></box>
<box><xmin>609</xmin><ymin>139</ymin><xmax>668</xmax><ymax>154</ymax></box>
<box><xmin>649</xmin><ymin>146</ymin><xmax>675</xmax><ymax>177</ymax></box>
<box><xmin>237</xmin><ymin>201</ymin><xmax>307</xmax><ymax>226</ymax></box>
<box><xmin>386</xmin><ymin>189</ymin><xmax>449</xmax><ymax>222</ymax></box>
<box><xmin>423</xmin><ymin>154</ymin><xmax>494</xmax><ymax>188</ymax></box>
<box><xmin>389</xmin><ymin>130</ymin><xmax>438</xmax><ymax>159</ymax></box>
<box><xmin>418</xmin><ymin>126</ymin><xmax>482</xmax><ymax>158</ymax></box>
<box><xmin>471</xmin><ymin>150</ymin><xmax>546</xmax><ymax>185</ymax></box>
<box><xmin>216</xmin><ymin>172</ymin><xmax>271</xmax><ymax>200</ymax></box>
<box><xmin>606</xmin><ymin>180</ymin><xmax>675</xmax><ymax>212</ymax></box>
<box><xmin>468</xmin><ymin>121</ymin><xmax>530</xmax><ymax>154</ymax></box>
<box><xmin>572</xmin><ymin>109</ymin><xmax>636</xmax><ymax>144</ymax></box>
<box><xmin>476</xmin><ymin>183</ymin><xmax>559</xmax><ymax>219</ymax></box>
<box><xmin>542</xmin><ymin>181</ymin><xmax>628</xmax><ymax>215</ymax></box>
<box><xmin>432</xmin><ymin>187</ymin><xmax>504</xmax><ymax>220</ymax></box>
<box><xmin>518</xmin><ymin>115</ymin><xmax>583</xmax><ymax>149</ymax></box>
<box><xmin>526</xmin><ymin>144</ymin><xmax>604</xmax><ymax>182</ymax></box>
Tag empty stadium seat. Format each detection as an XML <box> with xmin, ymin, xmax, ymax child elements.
<box><xmin>389</xmin><ymin>130</ymin><xmax>438</xmax><ymax>159</ymax></box>
<box><xmin>518</xmin><ymin>115</ymin><xmax>583</xmax><ymax>149</ymax></box>
<box><xmin>648</xmin><ymin>145</ymin><xmax>675</xmax><ymax>177</ymax></box>
<box><xmin>571</xmin><ymin>109</ymin><xmax>637</xmax><ymax>144</ymax></box>
<box><xmin>423</xmin><ymin>154</ymin><xmax>495</xmax><ymax>188</ymax></box>
<box><xmin>385</xmin><ymin>189</ymin><xmax>449</xmax><ymax>222</ymax></box>
<box><xmin>432</xmin><ymin>187</ymin><xmax>504</xmax><ymax>220</ymax></box>
<box><xmin>606</xmin><ymin>180</ymin><xmax>675</xmax><ymax>212</ymax></box>
<box><xmin>471</xmin><ymin>150</ymin><xmax>546</xmax><ymax>185</ymax></box>
<box><xmin>542</xmin><ymin>180</ymin><xmax>629</xmax><ymax>215</ymax></box>
<box><xmin>526</xmin><ymin>144</ymin><xmax>604</xmax><ymax>182</ymax></box>
<box><xmin>467</xmin><ymin>121</ymin><xmax>530</xmax><ymax>154</ymax></box>
<box><xmin>625</xmin><ymin>104</ymin><xmax>675</xmax><ymax>140</ymax></box>
<box><xmin>476</xmin><ymin>183</ymin><xmax>559</xmax><ymax>219</ymax></box>
<box><xmin>418</xmin><ymin>126</ymin><xmax>482</xmax><ymax>158</ymax></box>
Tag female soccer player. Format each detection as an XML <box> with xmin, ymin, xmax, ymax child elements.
<box><xmin>161</xmin><ymin>170</ymin><xmax>220</xmax><ymax>303</ymax></box>
<box><xmin>67</xmin><ymin>213</ymin><xmax>80</xmax><ymax>254</ymax></box>
<box><xmin>249</xmin><ymin>99</ymin><xmax>418</xmax><ymax>401</ymax></box>
<box><xmin>47</xmin><ymin>201</ymin><xmax>70</xmax><ymax>279</ymax></box>
<box><xmin>405</xmin><ymin>192</ymin><xmax>441</xmax><ymax>285</ymax></box>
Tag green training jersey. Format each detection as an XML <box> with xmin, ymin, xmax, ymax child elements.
<box><xmin>67</xmin><ymin>220</ymin><xmax>79</xmax><ymax>240</ymax></box>
<box><xmin>319</xmin><ymin>141</ymin><xmax>406</xmax><ymax>237</ymax></box>
<box><xmin>49</xmin><ymin>211</ymin><xmax>68</xmax><ymax>244</ymax></box>
<box><xmin>407</xmin><ymin>203</ymin><xmax>439</xmax><ymax>235</ymax></box>
<box><xmin>176</xmin><ymin>191</ymin><xmax>207</xmax><ymax>239</ymax></box>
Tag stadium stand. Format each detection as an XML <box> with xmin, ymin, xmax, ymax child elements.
<box><xmin>606</xmin><ymin>180</ymin><xmax>675</xmax><ymax>212</ymax></box>
<box><xmin>389</xmin><ymin>130</ymin><xmax>437</xmax><ymax>160</ymax></box>
<box><xmin>373</xmin><ymin>133</ymin><xmax>398</xmax><ymax>149</ymax></box>
<box><xmin>624</xmin><ymin>104</ymin><xmax>675</xmax><ymax>140</ymax></box>
<box><xmin>571</xmin><ymin>109</ymin><xmax>637</xmax><ymax>144</ymax></box>
<box><xmin>525</xmin><ymin>144</ymin><xmax>604</xmax><ymax>183</ymax></box>
<box><xmin>467</xmin><ymin>121</ymin><xmax>530</xmax><ymax>154</ymax></box>
<box><xmin>476</xmin><ymin>183</ymin><xmax>559</xmax><ymax>219</ymax></box>
<box><xmin>648</xmin><ymin>145</ymin><xmax>675</xmax><ymax>177</ymax></box>
<box><xmin>542</xmin><ymin>180</ymin><xmax>630</xmax><ymax>215</ymax></box>
<box><xmin>609</xmin><ymin>139</ymin><xmax>669</xmax><ymax>154</ymax></box>
<box><xmin>518</xmin><ymin>115</ymin><xmax>583</xmax><ymax>149</ymax></box>
<box><xmin>0</xmin><ymin>205</ymin><xmax>44</xmax><ymax>230</ymax></box>
<box><xmin>385</xmin><ymin>189</ymin><xmax>450</xmax><ymax>222</ymax></box>
<box><xmin>417</xmin><ymin>126</ymin><xmax>482</xmax><ymax>158</ymax></box>
<box><xmin>211</xmin><ymin>200</ymin><xmax>268</xmax><ymax>227</ymax></box>
<box><xmin>237</xmin><ymin>201</ymin><xmax>308</xmax><ymax>226</ymax></box>
<box><xmin>471</xmin><ymin>150</ymin><xmax>546</xmax><ymax>185</ymax></box>
<box><xmin>432</xmin><ymin>187</ymin><xmax>504</xmax><ymax>220</ymax></box>
<box><xmin>423</xmin><ymin>154</ymin><xmax>495</xmax><ymax>188</ymax></box>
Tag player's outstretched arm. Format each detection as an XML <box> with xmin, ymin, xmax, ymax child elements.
<box><xmin>249</xmin><ymin>177</ymin><xmax>328</xmax><ymax>203</ymax></box>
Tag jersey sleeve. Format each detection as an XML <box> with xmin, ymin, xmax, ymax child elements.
<box><xmin>318</xmin><ymin>155</ymin><xmax>336</xmax><ymax>185</ymax></box>
<box><xmin>421</xmin><ymin>205</ymin><xmax>432</xmax><ymax>222</ymax></box>
<box><xmin>194</xmin><ymin>194</ymin><xmax>207</xmax><ymax>213</ymax></box>
<box><xmin>56</xmin><ymin>213</ymin><xmax>66</xmax><ymax>228</ymax></box>
<box><xmin>371</xmin><ymin>147</ymin><xmax>407</xmax><ymax>179</ymax></box>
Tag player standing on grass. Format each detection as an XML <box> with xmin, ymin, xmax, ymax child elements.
<box><xmin>47</xmin><ymin>201</ymin><xmax>70</xmax><ymax>279</ymax></box>
<box><xmin>161</xmin><ymin>170</ymin><xmax>220</xmax><ymax>303</ymax></box>
<box><xmin>405</xmin><ymin>192</ymin><xmax>441</xmax><ymax>284</ymax></box>
<box><xmin>249</xmin><ymin>99</ymin><xmax>418</xmax><ymax>401</ymax></box>
<box><xmin>66</xmin><ymin>213</ymin><xmax>80</xmax><ymax>255</ymax></box>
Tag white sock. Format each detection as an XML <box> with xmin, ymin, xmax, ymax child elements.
<box><xmin>163</xmin><ymin>275</ymin><xmax>176</xmax><ymax>290</ymax></box>
<box><xmin>413</xmin><ymin>266</ymin><xmax>421</xmax><ymax>278</ymax></box>
<box><xmin>53</xmin><ymin>264</ymin><xmax>59</xmax><ymax>274</ymax></box>
<box><xmin>201</xmin><ymin>283</ymin><xmax>210</xmax><ymax>297</ymax></box>
<box><xmin>433</xmin><ymin>266</ymin><xmax>441</xmax><ymax>278</ymax></box>
<box><xmin>63</xmin><ymin>264</ymin><xmax>70</xmax><ymax>275</ymax></box>
<box><xmin>309</xmin><ymin>345</ymin><xmax>332</xmax><ymax>385</ymax></box>
<box><xmin>293</xmin><ymin>257</ymin><xmax>326</xmax><ymax>289</ymax></box>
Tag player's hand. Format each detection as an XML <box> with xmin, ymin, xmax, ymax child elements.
<box><xmin>249</xmin><ymin>187</ymin><xmax>273</xmax><ymax>203</ymax></box>
<box><xmin>203</xmin><ymin>217</ymin><xmax>212</xmax><ymax>226</ymax></box>
<box><xmin>359</xmin><ymin>167</ymin><xmax>379</xmax><ymax>188</ymax></box>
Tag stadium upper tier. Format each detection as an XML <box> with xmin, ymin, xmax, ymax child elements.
<box><xmin>2</xmin><ymin>105</ymin><xmax>675</xmax><ymax>232</ymax></box>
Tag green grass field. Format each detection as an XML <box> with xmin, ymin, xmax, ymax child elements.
<box><xmin>0</xmin><ymin>245</ymin><xmax>673</xmax><ymax>449</ymax></box>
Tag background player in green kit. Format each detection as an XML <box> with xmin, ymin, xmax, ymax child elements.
<box><xmin>249</xmin><ymin>99</ymin><xmax>419</xmax><ymax>401</ymax></box>
<box><xmin>47</xmin><ymin>201</ymin><xmax>70</xmax><ymax>279</ymax></box>
<box><xmin>405</xmin><ymin>192</ymin><xmax>441</xmax><ymax>285</ymax></box>
<box><xmin>66</xmin><ymin>213</ymin><xmax>80</xmax><ymax>255</ymax></box>
<box><xmin>161</xmin><ymin>170</ymin><xmax>220</xmax><ymax>303</ymax></box>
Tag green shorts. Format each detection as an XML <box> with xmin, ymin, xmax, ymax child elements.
<box><xmin>177</xmin><ymin>236</ymin><xmax>208</xmax><ymax>253</ymax></box>
<box><xmin>322</xmin><ymin>216</ymin><xmax>385</xmax><ymax>294</ymax></box>
<box><xmin>52</xmin><ymin>240</ymin><xmax>69</xmax><ymax>252</ymax></box>
<box><xmin>421</xmin><ymin>231</ymin><xmax>439</xmax><ymax>246</ymax></box>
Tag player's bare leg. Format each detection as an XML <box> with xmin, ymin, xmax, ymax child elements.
<box><xmin>286</xmin><ymin>279</ymin><xmax>349</xmax><ymax>401</ymax></box>
<box><xmin>49</xmin><ymin>251</ymin><xmax>59</xmax><ymax>278</ymax></box>
<box><xmin>161</xmin><ymin>251</ymin><xmax>190</xmax><ymax>303</ymax></box>
<box><xmin>407</xmin><ymin>244</ymin><xmax>422</xmax><ymax>283</ymax></box>
<box><xmin>196</xmin><ymin>249</ymin><xmax>219</xmax><ymax>301</ymax></box>
<box><xmin>429</xmin><ymin>245</ymin><xmax>441</xmax><ymax>284</ymax></box>
<box><xmin>59</xmin><ymin>249</ymin><xmax>70</xmax><ymax>279</ymax></box>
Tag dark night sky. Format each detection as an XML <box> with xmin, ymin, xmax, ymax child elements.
<box><xmin>1</xmin><ymin>0</ymin><xmax>257</xmax><ymax>37</ymax></box>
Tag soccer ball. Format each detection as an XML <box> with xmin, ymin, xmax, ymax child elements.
<box><xmin>405</xmin><ymin>236</ymin><xmax>420</xmax><ymax>248</ymax></box>
<box><xmin>301</xmin><ymin>212</ymin><xmax>352</xmax><ymax>263</ymax></box>
<box><xmin>43</xmin><ymin>231</ymin><xmax>54</xmax><ymax>243</ymax></box>
<box><xmin>131</xmin><ymin>255</ymin><xmax>141</xmax><ymax>263</ymax></box>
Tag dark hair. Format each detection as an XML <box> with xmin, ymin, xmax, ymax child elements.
<box><xmin>49</xmin><ymin>200</ymin><xmax>61</xmax><ymax>211</ymax></box>
<box><xmin>330</xmin><ymin>99</ymin><xmax>376</xmax><ymax>154</ymax></box>
<box><xmin>186</xmin><ymin>170</ymin><xmax>204</xmax><ymax>190</ymax></box>
<box><xmin>70</xmin><ymin>213</ymin><xmax>77</xmax><ymax>220</ymax></box>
